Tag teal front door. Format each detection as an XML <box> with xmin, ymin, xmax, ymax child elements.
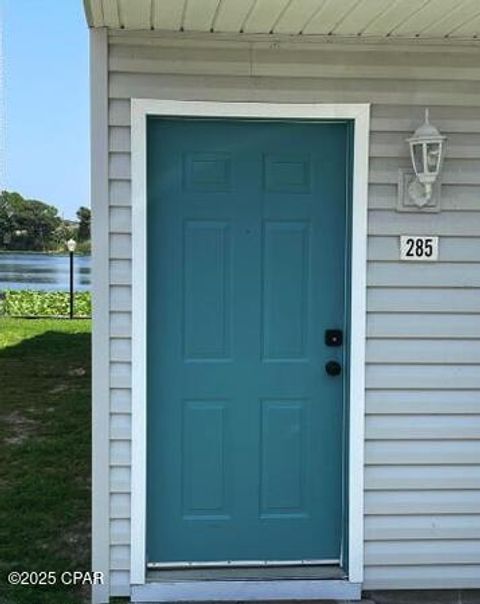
<box><xmin>147</xmin><ymin>118</ymin><xmax>350</xmax><ymax>565</ymax></box>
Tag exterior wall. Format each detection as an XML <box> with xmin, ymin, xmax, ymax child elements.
<box><xmin>99</xmin><ymin>30</ymin><xmax>480</xmax><ymax>597</ymax></box>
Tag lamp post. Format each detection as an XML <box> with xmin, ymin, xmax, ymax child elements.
<box><xmin>66</xmin><ymin>238</ymin><xmax>77</xmax><ymax>319</ymax></box>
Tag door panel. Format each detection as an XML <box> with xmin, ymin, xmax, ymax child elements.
<box><xmin>262</xmin><ymin>221</ymin><xmax>310</xmax><ymax>360</ymax></box>
<box><xmin>147</xmin><ymin>118</ymin><xmax>350</xmax><ymax>564</ymax></box>
<box><xmin>183</xmin><ymin>221</ymin><xmax>231</xmax><ymax>360</ymax></box>
<box><xmin>182</xmin><ymin>400</ymin><xmax>230</xmax><ymax>519</ymax></box>
<box><xmin>260</xmin><ymin>399</ymin><xmax>308</xmax><ymax>518</ymax></box>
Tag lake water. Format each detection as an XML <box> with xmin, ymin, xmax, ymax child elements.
<box><xmin>0</xmin><ymin>253</ymin><xmax>91</xmax><ymax>291</ymax></box>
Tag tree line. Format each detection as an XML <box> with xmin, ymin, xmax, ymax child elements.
<box><xmin>0</xmin><ymin>191</ymin><xmax>91</xmax><ymax>253</ymax></box>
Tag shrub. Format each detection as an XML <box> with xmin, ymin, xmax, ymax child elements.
<box><xmin>2</xmin><ymin>290</ymin><xmax>92</xmax><ymax>317</ymax></box>
<box><xmin>75</xmin><ymin>240</ymin><xmax>91</xmax><ymax>254</ymax></box>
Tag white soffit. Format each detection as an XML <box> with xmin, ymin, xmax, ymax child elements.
<box><xmin>84</xmin><ymin>0</ymin><xmax>480</xmax><ymax>40</ymax></box>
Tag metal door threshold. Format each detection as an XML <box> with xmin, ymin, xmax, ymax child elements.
<box><xmin>148</xmin><ymin>559</ymin><xmax>339</xmax><ymax>569</ymax></box>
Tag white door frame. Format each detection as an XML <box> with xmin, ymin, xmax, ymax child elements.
<box><xmin>130</xmin><ymin>99</ymin><xmax>369</xmax><ymax>595</ymax></box>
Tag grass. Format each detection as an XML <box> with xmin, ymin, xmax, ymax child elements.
<box><xmin>0</xmin><ymin>318</ymin><xmax>91</xmax><ymax>604</ymax></box>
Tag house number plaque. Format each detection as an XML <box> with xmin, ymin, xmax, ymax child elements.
<box><xmin>400</xmin><ymin>235</ymin><xmax>439</xmax><ymax>261</ymax></box>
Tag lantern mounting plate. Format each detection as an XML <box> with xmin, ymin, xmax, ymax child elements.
<box><xmin>397</xmin><ymin>169</ymin><xmax>442</xmax><ymax>213</ymax></box>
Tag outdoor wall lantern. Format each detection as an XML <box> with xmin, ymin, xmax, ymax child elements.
<box><xmin>398</xmin><ymin>109</ymin><xmax>446</xmax><ymax>212</ymax></box>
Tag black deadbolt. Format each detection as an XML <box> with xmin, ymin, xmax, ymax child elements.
<box><xmin>325</xmin><ymin>329</ymin><xmax>343</xmax><ymax>347</ymax></box>
<box><xmin>325</xmin><ymin>360</ymin><xmax>342</xmax><ymax>376</ymax></box>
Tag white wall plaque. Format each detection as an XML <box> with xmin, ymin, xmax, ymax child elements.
<box><xmin>400</xmin><ymin>236</ymin><xmax>439</xmax><ymax>261</ymax></box>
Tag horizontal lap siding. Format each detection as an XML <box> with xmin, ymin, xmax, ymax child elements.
<box><xmin>105</xmin><ymin>34</ymin><xmax>480</xmax><ymax>593</ymax></box>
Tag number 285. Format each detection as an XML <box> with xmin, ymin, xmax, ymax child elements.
<box><xmin>404</xmin><ymin>237</ymin><xmax>434</xmax><ymax>258</ymax></box>
<box><xmin>400</xmin><ymin>236</ymin><xmax>438</xmax><ymax>261</ymax></box>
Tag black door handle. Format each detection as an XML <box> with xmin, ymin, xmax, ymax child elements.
<box><xmin>325</xmin><ymin>360</ymin><xmax>342</xmax><ymax>376</ymax></box>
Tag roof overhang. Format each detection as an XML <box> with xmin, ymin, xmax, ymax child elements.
<box><xmin>83</xmin><ymin>0</ymin><xmax>480</xmax><ymax>42</ymax></box>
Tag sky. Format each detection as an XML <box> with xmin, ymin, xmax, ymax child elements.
<box><xmin>4</xmin><ymin>0</ymin><xmax>89</xmax><ymax>220</ymax></box>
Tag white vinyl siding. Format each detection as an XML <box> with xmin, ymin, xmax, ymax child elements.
<box><xmin>102</xmin><ymin>32</ymin><xmax>480</xmax><ymax>595</ymax></box>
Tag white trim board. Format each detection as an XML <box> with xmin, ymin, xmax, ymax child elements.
<box><xmin>130</xmin><ymin>99</ymin><xmax>369</xmax><ymax>596</ymax></box>
<box><xmin>90</xmin><ymin>27</ymin><xmax>110</xmax><ymax>604</ymax></box>
<box><xmin>132</xmin><ymin>579</ymin><xmax>362</xmax><ymax>602</ymax></box>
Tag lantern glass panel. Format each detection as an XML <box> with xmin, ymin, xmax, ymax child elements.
<box><xmin>411</xmin><ymin>143</ymin><xmax>424</xmax><ymax>176</ymax></box>
<box><xmin>426</xmin><ymin>142</ymin><xmax>441</xmax><ymax>174</ymax></box>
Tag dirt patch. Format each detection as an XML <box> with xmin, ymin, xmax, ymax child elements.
<box><xmin>2</xmin><ymin>410</ymin><xmax>38</xmax><ymax>446</ymax></box>
<box><xmin>49</xmin><ymin>383</ymin><xmax>69</xmax><ymax>394</ymax></box>
<box><xmin>55</xmin><ymin>519</ymin><xmax>91</xmax><ymax>579</ymax></box>
<box><xmin>67</xmin><ymin>367</ymin><xmax>87</xmax><ymax>377</ymax></box>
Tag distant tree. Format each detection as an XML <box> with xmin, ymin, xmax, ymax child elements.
<box><xmin>25</xmin><ymin>199</ymin><xmax>62</xmax><ymax>250</ymax></box>
<box><xmin>53</xmin><ymin>221</ymin><xmax>74</xmax><ymax>250</ymax></box>
<box><xmin>0</xmin><ymin>191</ymin><xmax>17</xmax><ymax>246</ymax></box>
<box><xmin>76</xmin><ymin>206</ymin><xmax>91</xmax><ymax>242</ymax></box>
<box><xmin>0</xmin><ymin>190</ymin><xmax>62</xmax><ymax>251</ymax></box>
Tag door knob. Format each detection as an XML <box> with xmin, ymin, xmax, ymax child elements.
<box><xmin>325</xmin><ymin>360</ymin><xmax>342</xmax><ymax>376</ymax></box>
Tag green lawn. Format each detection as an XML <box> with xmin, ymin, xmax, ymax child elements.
<box><xmin>0</xmin><ymin>318</ymin><xmax>91</xmax><ymax>604</ymax></box>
